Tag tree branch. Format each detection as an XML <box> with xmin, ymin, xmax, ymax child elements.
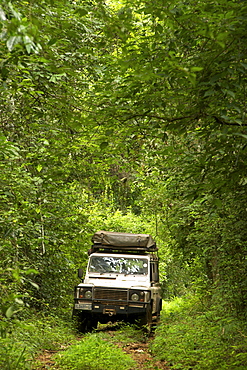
<box><xmin>213</xmin><ymin>115</ymin><xmax>247</xmax><ymax>127</ymax></box>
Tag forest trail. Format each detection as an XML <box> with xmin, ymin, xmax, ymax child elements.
<box><xmin>35</xmin><ymin>323</ymin><xmax>170</xmax><ymax>370</ymax></box>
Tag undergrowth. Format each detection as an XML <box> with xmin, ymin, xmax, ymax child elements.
<box><xmin>151</xmin><ymin>295</ymin><xmax>247</xmax><ymax>370</ymax></box>
<box><xmin>54</xmin><ymin>331</ymin><xmax>136</xmax><ymax>370</ymax></box>
<box><xmin>0</xmin><ymin>317</ymin><xmax>147</xmax><ymax>370</ymax></box>
<box><xmin>0</xmin><ymin>312</ymin><xmax>75</xmax><ymax>370</ymax></box>
<box><xmin>97</xmin><ymin>322</ymin><xmax>146</xmax><ymax>344</ymax></box>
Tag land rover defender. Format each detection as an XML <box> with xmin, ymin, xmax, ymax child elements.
<box><xmin>73</xmin><ymin>231</ymin><xmax>162</xmax><ymax>332</ymax></box>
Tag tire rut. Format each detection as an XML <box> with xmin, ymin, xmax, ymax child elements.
<box><xmin>34</xmin><ymin>323</ymin><xmax>170</xmax><ymax>370</ymax></box>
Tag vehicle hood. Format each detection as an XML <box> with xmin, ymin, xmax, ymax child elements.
<box><xmin>83</xmin><ymin>274</ymin><xmax>150</xmax><ymax>289</ymax></box>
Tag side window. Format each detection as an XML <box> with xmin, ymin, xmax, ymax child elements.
<box><xmin>151</xmin><ymin>262</ymin><xmax>159</xmax><ymax>282</ymax></box>
<box><xmin>156</xmin><ymin>263</ymin><xmax>160</xmax><ymax>282</ymax></box>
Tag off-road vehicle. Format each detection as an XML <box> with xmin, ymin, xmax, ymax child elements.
<box><xmin>73</xmin><ymin>231</ymin><xmax>162</xmax><ymax>332</ymax></box>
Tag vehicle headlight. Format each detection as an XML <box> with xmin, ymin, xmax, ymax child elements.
<box><xmin>131</xmin><ymin>293</ymin><xmax>139</xmax><ymax>301</ymax></box>
<box><xmin>85</xmin><ymin>290</ymin><xmax>92</xmax><ymax>299</ymax></box>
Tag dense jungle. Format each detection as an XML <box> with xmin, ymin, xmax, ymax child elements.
<box><xmin>1</xmin><ymin>0</ymin><xmax>247</xmax><ymax>369</ymax></box>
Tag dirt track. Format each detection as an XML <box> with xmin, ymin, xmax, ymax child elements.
<box><xmin>35</xmin><ymin>323</ymin><xmax>170</xmax><ymax>370</ymax></box>
<box><xmin>115</xmin><ymin>339</ymin><xmax>170</xmax><ymax>369</ymax></box>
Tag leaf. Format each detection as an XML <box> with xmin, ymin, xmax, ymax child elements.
<box><xmin>225</xmin><ymin>90</ymin><xmax>235</xmax><ymax>98</ymax></box>
<box><xmin>105</xmin><ymin>129</ymin><xmax>114</xmax><ymax>136</ymax></box>
<box><xmin>47</xmin><ymin>38</ymin><xmax>57</xmax><ymax>46</ymax></box>
<box><xmin>240</xmin><ymin>62</ymin><xmax>247</xmax><ymax>70</ymax></box>
<box><xmin>0</xmin><ymin>8</ymin><xmax>7</xmax><ymax>21</ymax></box>
<box><xmin>100</xmin><ymin>141</ymin><xmax>109</xmax><ymax>150</ymax></box>
<box><xmin>37</xmin><ymin>57</ymin><xmax>50</xmax><ymax>63</ymax></box>
<box><xmin>239</xmin><ymin>178</ymin><xmax>247</xmax><ymax>186</ymax></box>
<box><xmin>155</xmin><ymin>24</ymin><xmax>163</xmax><ymax>34</ymax></box>
<box><xmin>8</xmin><ymin>3</ymin><xmax>21</xmax><ymax>20</ymax></box>
<box><xmin>5</xmin><ymin>306</ymin><xmax>15</xmax><ymax>318</ymax></box>
<box><xmin>23</xmin><ymin>269</ymin><xmax>39</xmax><ymax>275</ymax></box>
<box><xmin>190</xmin><ymin>67</ymin><xmax>203</xmax><ymax>72</ymax></box>
<box><xmin>23</xmin><ymin>36</ymin><xmax>34</xmax><ymax>54</ymax></box>
<box><xmin>212</xmin><ymin>198</ymin><xmax>222</xmax><ymax>208</ymax></box>
<box><xmin>0</xmin><ymin>134</ymin><xmax>7</xmax><ymax>143</ymax></box>
<box><xmin>75</xmin><ymin>7</ymin><xmax>88</xmax><ymax>17</ymax></box>
<box><xmin>233</xmin><ymin>133</ymin><xmax>247</xmax><ymax>140</ymax></box>
<box><xmin>37</xmin><ymin>164</ymin><xmax>42</xmax><ymax>172</ymax></box>
<box><xmin>217</xmin><ymin>32</ymin><xmax>228</xmax><ymax>41</ymax></box>
<box><xmin>204</xmin><ymin>90</ymin><xmax>215</xmax><ymax>97</ymax></box>
<box><xmin>6</xmin><ymin>36</ymin><xmax>20</xmax><ymax>51</ymax></box>
<box><xmin>15</xmin><ymin>298</ymin><xmax>24</xmax><ymax>305</ymax></box>
<box><xmin>30</xmin><ymin>281</ymin><xmax>39</xmax><ymax>290</ymax></box>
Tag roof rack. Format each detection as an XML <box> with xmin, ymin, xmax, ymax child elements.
<box><xmin>91</xmin><ymin>231</ymin><xmax>158</xmax><ymax>253</ymax></box>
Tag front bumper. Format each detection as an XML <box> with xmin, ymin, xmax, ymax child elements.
<box><xmin>73</xmin><ymin>286</ymin><xmax>151</xmax><ymax>317</ymax></box>
<box><xmin>74</xmin><ymin>300</ymin><xmax>149</xmax><ymax>316</ymax></box>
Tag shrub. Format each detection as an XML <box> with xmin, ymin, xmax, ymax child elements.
<box><xmin>0</xmin><ymin>314</ymin><xmax>75</xmax><ymax>370</ymax></box>
<box><xmin>151</xmin><ymin>295</ymin><xmax>247</xmax><ymax>370</ymax></box>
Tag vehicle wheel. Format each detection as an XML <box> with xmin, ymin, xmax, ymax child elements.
<box><xmin>153</xmin><ymin>299</ymin><xmax>162</xmax><ymax>325</ymax></box>
<box><xmin>87</xmin><ymin>317</ymin><xmax>98</xmax><ymax>332</ymax></box>
<box><xmin>138</xmin><ymin>304</ymin><xmax>152</xmax><ymax>330</ymax></box>
<box><xmin>77</xmin><ymin>315</ymin><xmax>88</xmax><ymax>333</ymax></box>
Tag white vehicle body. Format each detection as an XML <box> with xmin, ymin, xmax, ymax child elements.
<box><xmin>84</xmin><ymin>253</ymin><xmax>150</xmax><ymax>287</ymax></box>
<box><xmin>73</xmin><ymin>232</ymin><xmax>162</xmax><ymax>332</ymax></box>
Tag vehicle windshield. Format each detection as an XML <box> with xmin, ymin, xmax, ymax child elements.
<box><xmin>88</xmin><ymin>256</ymin><xmax>148</xmax><ymax>275</ymax></box>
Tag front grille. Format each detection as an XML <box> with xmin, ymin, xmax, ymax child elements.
<box><xmin>94</xmin><ymin>288</ymin><xmax>127</xmax><ymax>301</ymax></box>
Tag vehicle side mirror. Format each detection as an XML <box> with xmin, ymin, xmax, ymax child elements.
<box><xmin>78</xmin><ymin>268</ymin><xmax>84</xmax><ymax>279</ymax></box>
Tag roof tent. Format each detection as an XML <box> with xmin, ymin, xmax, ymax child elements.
<box><xmin>91</xmin><ymin>231</ymin><xmax>158</xmax><ymax>252</ymax></box>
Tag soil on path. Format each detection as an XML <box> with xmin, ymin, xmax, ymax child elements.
<box><xmin>115</xmin><ymin>339</ymin><xmax>170</xmax><ymax>369</ymax></box>
<box><xmin>34</xmin><ymin>324</ymin><xmax>170</xmax><ymax>370</ymax></box>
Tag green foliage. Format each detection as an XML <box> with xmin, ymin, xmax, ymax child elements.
<box><xmin>98</xmin><ymin>322</ymin><xmax>146</xmax><ymax>344</ymax></box>
<box><xmin>1</xmin><ymin>0</ymin><xmax>247</xmax><ymax>367</ymax></box>
<box><xmin>0</xmin><ymin>342</ymin><xmax>29</xmax><ymax>370</ymax></box>
<box><xmin>54</xmin><ymin>332</ymin><xmax>136</xmax><ymax>370</ymax></box>
<box><xmin>152</xmin><ymin>296</ymin><xmax>247</xmax><ymax>370</ymax></box>
<box><xmin>86</xmin><ymin>206</ymin><xmax>157</xmax><ymax>235</ymax></box>
<box><xmin>0</xmin><ymin>314</ymin><xmax>75</xmax><ymax>370</ymax></box>
<box><xmin>0</xmin><ymin>266</ymin><xmax>39</xmax><ymax>320</ymax></box>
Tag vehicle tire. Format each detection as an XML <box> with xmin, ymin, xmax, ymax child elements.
<box><xmin>87</xmin><ymin>317</ymin><xmax>98</xmax><ymax>332</ymax></box>
<box><xmin>77</xmin><ymin>315</ymin><xmax>88</xmax><ymax>333</ymax></box>
<box><xmin>138</xmin><ymin>304</ymin><xmax>152</xmax><ymax>329</ymax></box>
<box><xmin>74</xmin><ymin>312</ymin><xmax>97</xmax><ymax>333</ymax></box>
<box><xmin>154</xmin><ymin>299</ymin><xmax>162</xmax><ymax>324</ymax></box>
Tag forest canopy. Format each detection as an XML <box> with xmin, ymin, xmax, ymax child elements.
<box><xmin>0</xmin><ymin>1</ymin><xmax>247</xmax><ymax>366</ymax></box>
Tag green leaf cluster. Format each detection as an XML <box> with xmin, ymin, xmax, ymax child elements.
<box><xmin>0</xmin><ymin>0</ymin><xmax>247</xmax><ymax>367</ymax></box>
<box><xmin>0</xmin><ymin>313</ymin><xmax>75</xmax><ymax>370</ymax></box>
<box><xmin>152</xmin><ymin>296</ymin><xmax>247</xmax><ymax>369</ymax></box>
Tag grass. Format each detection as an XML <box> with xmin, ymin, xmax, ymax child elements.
<box><xmin>0</xmin><ymin>316</ymin><xmax>149</xmax><ymax>370</ymax></box>
<box><xmin>0</xmin><ymin>316</ymin><xmax>141</xmax><ymax>370</ymax></box>
<box><xmin>97</xmin><ymin>321</ymin><xmax>146</xmax><ymax>343</ymax></box>
<box><xmin>4</xmin><ymin>297</ymin><xmax>245</xmax><ymax>370</ymax></box>
<box><xmin>0</xmin><ymin>312</ymin><xmax>76</xmax><ymax>370</ymax></box>
<box><xmin>54</xmin><ymin>331</ymin><xmax>136</xmax><ymax>370</ymax></box>
<box><xmin>151</xmin><ymin>295</ymin><xmax>247</xmax><ymax>370</ymax></box>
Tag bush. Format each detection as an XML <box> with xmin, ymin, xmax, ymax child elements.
<box><xmin>151</xmin><ymin>295</ymin><xmax>247</xmax><ymax>370</ymax></box>
<box><xmin>0</xmin><ymin>314</ymin><xmax>75</xmax><ymax>370</ymax></box>
<box><xmin>0</xmin><ymin>337</ymin><xmax>31</xmax><ymax>370</ymax></box>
